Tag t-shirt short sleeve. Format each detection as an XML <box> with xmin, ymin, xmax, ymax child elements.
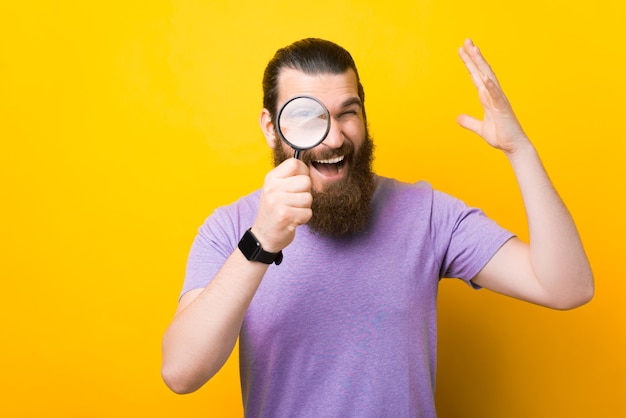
<box><xmin>430</xmin><ymin>189</ymin><xmax>515</xmax><ymax>287</ymax></box>
<box><xmin>180</xmin><ymin>192</ymin><xmax>260</xmax><ymax>298</ymax></box>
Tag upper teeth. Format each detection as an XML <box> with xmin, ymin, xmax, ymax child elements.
<box><xmin>315</xmin><ymin>156</ymin><xmax>344</xmax><ymax>164</ymax></box>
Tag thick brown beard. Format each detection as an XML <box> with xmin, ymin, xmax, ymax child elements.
<box><xmin>272</xmin><ymin>134</ymin><xmax>376</xmax><ymax>237</ymax></box>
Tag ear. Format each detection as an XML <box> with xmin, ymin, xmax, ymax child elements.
<box><xmin>259</xmin><ymin>108</ymin><xmax>277</xmax><ymax>149</ymax></box>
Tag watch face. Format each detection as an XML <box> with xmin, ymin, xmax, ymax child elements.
<box><xmin>239</xmin><ymin>229</ymin><xmax>261</xmax><ymax>260</ymax></box>
<box><xmin>238</xmin><ymin>228</ymin><xmax>281</xmax><ymax>265</ymax></box>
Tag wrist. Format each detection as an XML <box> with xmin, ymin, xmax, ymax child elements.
<box><xmin>504</xmin><ymin>136</ymin><xmax>536</xmax><ymax>162</ymax></box>
<box><xmin>249</xmin><ymin>225</ymin><xmax>283</xmax><ymax>253</ymax></box>
<box><xmin>238</xmin><ymin>228</ymin><xmax>283</xmax><ymax>265</ymax></box>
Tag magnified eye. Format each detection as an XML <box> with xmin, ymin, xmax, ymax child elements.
<box><xmin>277</xmin><ymin>96</ymin><xmax>331</xmax><ymax>158</ymax></box>
<box><xmin>287</xmin><ymin>107</ymin><xmax>323</xmax><ymax>120</ymax></box>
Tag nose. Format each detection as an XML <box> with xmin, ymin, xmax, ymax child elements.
<box><xmin>321</xmin><ymin>118</ymin><xmax>344</xmax><ymax>149</ymax></box>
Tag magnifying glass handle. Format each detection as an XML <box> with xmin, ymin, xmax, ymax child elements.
<box><xmin>294</xmin><ymin>149</ymin><xmax>302</xmax><ymax>160</ymax></box>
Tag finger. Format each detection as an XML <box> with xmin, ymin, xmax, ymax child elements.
<box><xmin>268</xmin><ymin>204</ymin><xmax>312</xmax><ymax>229</ymax></box>
<box><xmin>282</xmin><ymin>191</ymin><xmax>313</xmax><ymax>209</ymax></box>
<box><xmin>264</xmin><ymin>161</ymin><xmax>311</xmax><ymax>194</ymax></box>
<box><xmin>274</xmin><ymin>174</ymin><xmax>311</xmax><ymax>195</ymax></box>
<box><xmin>456</xmin><ymin>114</ymin><xmax>483</xmax><ymax>136</ymax></box>
<box><xmin>482</xmin><ymin>76</ymin><xmax>510</xmax><ymax>111</ymax></box>
<box><xmin>261</xmin><ymin>173</ymin><xmax>311</xmax><ymax>207</ymax></box>
<box><xmin>464</xmin><ymin>39</ymin><xmax>500</xmax><ymax>87</ymax></box>
<box><xmin>288</xmin><ymin>207</ymin><xmax>313</xmax><ymax>227</ymax></box>
<box><xmin>296</xmin><ymin>208</ymin><xmax>313</xmax><ymax>225</ymax></box>
<box><xmin>458</xmin><ymin>44</ymin><xmax>485</xmax><ymax>90</ymax></box>
<box><xmin>272</xmin><ymin>158</ymin><xmax>310</xmax><ymax>179</ymax></box>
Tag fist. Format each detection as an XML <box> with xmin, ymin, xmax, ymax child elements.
<box><xmin>252</xmin><ymin>158</ymin><xmax>313</xmax><ymax>252</ymax></box>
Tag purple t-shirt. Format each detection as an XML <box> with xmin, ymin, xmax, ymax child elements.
<box><xmin>182</xmin><ymin>176</ymin><xmax>514</xmax><ymax>417</ymax></box>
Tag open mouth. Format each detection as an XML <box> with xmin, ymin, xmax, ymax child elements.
<box><xmin>311</xmin><ymin>155</ymin><xmax>345</xmax><ymax>176</ymax></box>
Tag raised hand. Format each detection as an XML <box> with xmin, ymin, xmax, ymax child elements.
<box><xmin>457</xmin><ymin>38</ymin><xmax>529</xmax><ymax>155</ymax></box>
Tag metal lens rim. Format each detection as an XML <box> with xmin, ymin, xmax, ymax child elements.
<box><xmin>276</xmin><ymin>95</ymin><xmax>331</xmax><ymax>151</ymax></box>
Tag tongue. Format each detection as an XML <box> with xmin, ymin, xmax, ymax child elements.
<box><xmin>313</xmin><ymin>162</ymin><xmax>340</xmax><ymax>176</ymax></box>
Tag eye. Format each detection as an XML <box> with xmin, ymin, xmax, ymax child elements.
<box><xmin>290</xmin><ymin>109</ymin><xmax>316</xmax><ymax>119</ymax></box>
<box><xmin>285</xmin><ymin>107</ymin><xmax>328</xmax><ymax>122</ymax></box>
<box><xmin>339</xmin><ymin>109</ymin><xmax>359</xmax><ymax>118</ymax></box>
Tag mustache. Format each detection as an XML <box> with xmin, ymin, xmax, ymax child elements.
<box><xmin>299</xmin><ymin>142</ymin><xmax>355</xmax><ymax>164</ymax></box>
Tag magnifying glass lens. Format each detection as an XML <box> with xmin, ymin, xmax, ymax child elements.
<box><xmin>277</xmin><ymin>96</ymin><xmax>330</xmax><ymax>157</ymax></box>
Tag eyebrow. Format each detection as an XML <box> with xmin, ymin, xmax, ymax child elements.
<box><xmin>341</xmin><ymin>97</ymin><xmax>362</xmax><ymax>109</ymax></box>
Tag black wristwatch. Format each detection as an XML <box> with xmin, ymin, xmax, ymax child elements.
<box><xmin>238</xmin><ymin>228</ymin><xmax>283</xmax><ymax>265</ymax></box>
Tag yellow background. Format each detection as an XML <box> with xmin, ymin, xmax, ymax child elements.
<box><xmin>1</xmin><ymin>0</ymin><xmax>624</xmax><ymax>416</ymax></box>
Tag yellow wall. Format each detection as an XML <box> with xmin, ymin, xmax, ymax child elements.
<box><xmin>1</xmin><ymin>0</ymin><xmax>624</xmax><ymax>416</ymax></box>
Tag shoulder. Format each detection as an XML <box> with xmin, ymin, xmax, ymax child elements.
<box><xmin>207</xmin><ymin>189</ymin><xmax>261</xmax><ymax>223</ymax></box>
<box><xmin>375</xmin><ymin>175</ymin><xmax>432</xmax><ymax>193</ymax></box>
<box><xmin>375</xmin><ymin>175</ymin><xmax>506</xmax><ymax>238</ymax></box>
<box><xmin>196</xmin><ymin>189</ymin><xmax>262</xmax><ymax>246</ymax></box>
<box><xmin>373</xmin><ymin>176</ymin><xmax>434</xmax><ymax>208</ymax></box>
<box><xmin>373</xmin><ymin>176</ymin><xmax>468</xmax><ymax>216</ymax></box>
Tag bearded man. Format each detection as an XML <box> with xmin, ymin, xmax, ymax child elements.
<box><xmin>162</xmin><ymin>38</ymin><xmax>593</xmax><ymax>417</ymax></box>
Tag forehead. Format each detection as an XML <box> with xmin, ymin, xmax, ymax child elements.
<box><xmin>277</xmin><ymin>68</ymin><xmax>360</xmax><ymax>110</ymax></box>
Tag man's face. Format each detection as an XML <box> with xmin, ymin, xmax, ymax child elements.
<box><xmin>271</xmin><ymin>68</ymin><xmax>368</xmax><ymax>192</ymax></box>
<box><xmin>266</xmin><ymin>68</ymin><xmax>375</xmax><ymax>237</ymax></box>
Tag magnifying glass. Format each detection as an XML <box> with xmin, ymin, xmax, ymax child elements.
<box><xmin>276</xmin><ymin>95</ymin><xmax>331</xmax><ymax>159</ymax></box>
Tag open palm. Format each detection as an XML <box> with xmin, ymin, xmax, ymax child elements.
<box><xmin>457</xmin><ymin>39</ymin><xmax>528</xmax><ymax>155</ymax></box>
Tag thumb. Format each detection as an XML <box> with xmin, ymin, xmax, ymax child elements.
<box><xmin>457</xmin><ymin>114</ymin><xmax>482</xmax><ymax>136</ymax></box>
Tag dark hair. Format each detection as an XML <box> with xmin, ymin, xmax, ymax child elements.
<box><xmin>262</xmin><ymin>38</ymin><xmax>366</xmax><ymax>121</ymax></box>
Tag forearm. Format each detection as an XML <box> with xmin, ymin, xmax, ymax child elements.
<box><xmin>161</xmin><ymin>249</ymin><xmax>268</xmax><ymax>393</ymax></box>
<box><xmin>507</xmin><ymin>139</ymin><xmax>594</xmax><ymax>307</ymax></box>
